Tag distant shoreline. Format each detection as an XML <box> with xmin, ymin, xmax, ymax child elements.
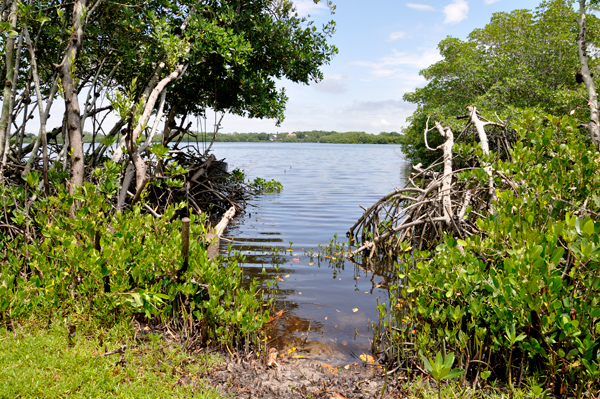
<box><xmin>19</xmin><ymin>130</ymin><xmax>404</xmax><ymax>145</ymax></box>
<box><xmin>181</xmin><ymin>130</ymin><xmax>403</xmax><ymax>145</ymax></box>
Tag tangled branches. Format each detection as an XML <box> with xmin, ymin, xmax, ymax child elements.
<box><xmin>145</xmin><ymin>150</ymin><xmax>250</xmax><ymax>219</ymax></box>
<box><xmin>348</xmin><ymin>107</ymin><xmax>512</xmax><ymax>259</ymax></box>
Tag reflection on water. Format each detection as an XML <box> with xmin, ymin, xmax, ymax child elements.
<box><xmin>212</xmin><ymin>142</ymin><xmax>411</xmax><ymax>363</ymax></box>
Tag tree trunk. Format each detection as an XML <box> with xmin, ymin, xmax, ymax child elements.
<box><xmin>2</xmin><ymin>29</ymin><xmax>23</xmax><ymax>170</ymax></box>
<box><xmin>577</xmin><ymin>0</ymin><xmax>600</xmax><ymax>148</ymax></box>
<box><xmin>111</xmin><ymin>62</ymin><xmax>166</xmax><ymax>164</ymax></box>
<box><xmin>434</xmin><ymin>122</ymin><xmax>454</xmax><ymax>225</ymax></box>
<box><xmin>467</xmin><ymin>106</ymin><xmax>495</xmax><ymax>202</ymax></box>
<box><xmin>24</xmin><ymin>25</ymin><xmax>49</xmax><ymax>194</ymax></box>
<box><xmin>58</xmin><ymin>0</ymin><xmax>88</xmax><ymax>193</ymax></box>
<box><xmin>0</xmin><ymin>0</ymin><xmax>18</xmax><ymax>173</ymax></box>
<box><xmin>114</xmin><ymin>63</ymin><xmax>186</xmax><ymax>210</ymax></box>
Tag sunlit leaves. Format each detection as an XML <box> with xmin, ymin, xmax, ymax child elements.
<box><xmin>382</xmin><ymin>111</ymin><xmax>600</xmax><ymax>390</ymax></box>
<box><xmin>400</xmin><ymin>1</ymin><xmax>595</xmax><ymax>164</ymax></box>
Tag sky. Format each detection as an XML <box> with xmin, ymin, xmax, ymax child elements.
<box><xmin>34</xmin><ymin>0</ymin><xmax>546</xmax><ymax>136</ymax></box>
<box><xmin>219</xmin><ymin>0</ymin><xmax>543</xmax><ymax>134</ymax></box>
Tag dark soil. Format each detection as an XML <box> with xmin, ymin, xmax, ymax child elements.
<box><xmin>207</xmin><ymin>349</ymin><xmax>402</xmax><ymax>398</ymax></box>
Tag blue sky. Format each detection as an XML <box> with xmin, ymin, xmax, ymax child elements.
<box><xmin>220</xmin><ymin>0</ymin><xmax>543</xmax><ymax>134</ymax></box>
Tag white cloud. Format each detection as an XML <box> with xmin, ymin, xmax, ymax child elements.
<box><xmin>443</xmin><ymin>0</ymin><xmax>469</xmax><ymax>24</ymax></box>
<box><xmin>355</xmin><ymin>49</ymin><xmax>442</xmax><ymax>79</ymax></box>
<box><xmin>343</xmin><ymin>100</ymin><xmax>412</xmax><ymax>114</ymax></box>
<box><xmin>219</xmin><ymin>96</ymin><xmax>418</xmax><ymax>133</ymax></box>
<box><xmin>313</xmin><ymin>79</ymin><xmax>347</xmax><ymax>94</ymax></box>
<box><xmin>293</xmin><ymin>0</ymin><xmax>328</xmax><ymax>15</ymax></box>
<box><xmin>372</xmin><ymin>119</ymin><xmax>392</xmax><ymax>128</ymax></box>
<box><xmin>406</xmin><ymin>3</ymin><xmax>435</xmax><ymax>11</ymax></box>
<box><xmin>388</xmin><ymin>31</ymin><xmax>406</xmax><ymax>41</ymax></box>
<box><xmin>484</xmin><ymin>0</ymin><xmax>500</xmax><ymax>4</ymax></box>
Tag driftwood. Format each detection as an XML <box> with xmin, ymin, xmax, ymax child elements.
<box><xmin>96</xmin><ymin>344</ymin><xmax>127</xmax><ymax>358</ymax></box>
<box><xmin>348</xmin><ymin>107</ymin><xmax>508</xmax><ymax>259</ymax></box>
<box><xmin>205</xmin><ymin>206</ymin><xmax>236</xmax><ymax>259</ymax></box>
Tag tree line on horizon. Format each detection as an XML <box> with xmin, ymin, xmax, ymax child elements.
<box><xmin>175</xmin><ymin>130</ymin><xmax>403</xmax><ymax>144</ymax></box>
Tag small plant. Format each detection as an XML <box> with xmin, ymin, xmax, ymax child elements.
<box><xmin>0</xmin><ymin>184</ymin><xmax>269</xmax><ymax>350</ymax></box>
<box><xmin>250</xmin><ymin>177</ymin><xmax>283</xmax><ymax>193</ymax></box>
<box><xmin>420</xmin><ymin>351</ymin><xmax>465</xmax><ymax>399</ymax></box>
<box><xmin>230</xmin><ymin>168</ymin><xmax>245</xmax><ymax>183</ymax></box>
<box><xmin>504</xmin><ymin>324</ymin><xmax>527</xmax><ymax>386</ymax></box>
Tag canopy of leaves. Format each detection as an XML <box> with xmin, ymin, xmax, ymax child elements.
<box><xmin>2</xmin><ymin>0</ymin><xmax>337</xmax><ymax>125</ymax></box>
<box><xmin>400</xmin><ymin>0</ymin><xmax>599</xmax><ymax>164</ymax></box>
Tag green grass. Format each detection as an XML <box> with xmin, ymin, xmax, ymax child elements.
<box><xmin>395</xmin><ymin>377</ymin><xmax>549</xmax><ymax>399</ymax></box>
<box><xmin>0</xmin><ymin>321</ymin><xmax>226</xmax><ymax>398</ymax></box>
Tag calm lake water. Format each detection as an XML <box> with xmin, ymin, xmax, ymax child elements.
<box><xmin>209</xmin><ymin>142</ymin><xmax>411</xmax><ymax>363</ymax></box>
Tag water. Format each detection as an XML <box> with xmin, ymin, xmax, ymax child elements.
<box><xmin>210</xmin><ymin>142</ymin><xmax>411</xmax><ymax>363</ymax></box>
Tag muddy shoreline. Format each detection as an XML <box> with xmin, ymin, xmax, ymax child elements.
<box><xmin>207</xmin><ymin>350</ymin><xmax>398</xmax><ymax>398</ymax></box>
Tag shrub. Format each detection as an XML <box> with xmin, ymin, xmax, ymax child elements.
<box><xmin>0</xmin><ymin>182</ymin><xmax>268</xmax><ymax>348</ymax></box>
<box><xmin>376</xmin><ymin>112</ymin><xmax>600</xmax><ymax>394</ymax></box>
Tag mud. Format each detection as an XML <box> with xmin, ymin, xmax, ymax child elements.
<box><xmin>207</xmin><ymin>349</ymin><xmax>402</xmax><ymax>398</ymax></box>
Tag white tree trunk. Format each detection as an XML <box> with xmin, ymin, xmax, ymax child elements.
<box><xmin>0</xmin><ymin>0</ymin><xmax>19</xmax><ymax>173</ymax></box>
<box><xmin>111</xmin><ymin>63</ymin><xmax>185</xmax><ymax>164</ymax></box>
<box><xmin>467</xmin><ymin>106</ymin><xmax>496</xmax><ymax>203</ymax></box>
<box><xmin>23</xmin><ymin>25</ymin><xmax>50</xmax><ymax>194</ymax></box>
<box><xmin>115</xmin><ymin>65</ymin><xmax>185</xmax><ymax>210</ymax></box>
<box><xmin>577</xmin><ymin>0</ymin><xmax>600</xmax><ymax>147</ymax></box>
<box><xmin>434</xmin><ymin>122</ymin><xmax>454</xmax><ymax>225</ymax></box>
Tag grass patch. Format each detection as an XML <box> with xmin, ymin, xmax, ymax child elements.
<box><xmin>0</xmin><ymin>321</ymin><xmax>225</xmax><ymax>398</ymax></box>
<box><xmin>396</xmin><ymin>377</ymin><xmax>548</xmax><ymax>399</ymax></box>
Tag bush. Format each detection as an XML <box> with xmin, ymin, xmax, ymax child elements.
<box><xmin>376</xmin><ymin>112</ymin><xmax>600</xmax><ymax>394</ymax></box>
<box><xmin>0</xmin><ymin>182</ymin><xmax>269</xmax><ymax>348</ymax></box>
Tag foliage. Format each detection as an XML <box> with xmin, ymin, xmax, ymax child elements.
<box><xmin>376</xmin><ymin>113</ymin><xmax>600</xmax><ymax>395</ymax></box>
<box><xmin>249</xmin><ymin>177</ymin><xmax>283</xmax><ymax>194</ymax></box>
<box><xmin>226</xmin><ymin>168</ymin><xmax>282</xmax><ymax>194</ymax></box>
<box><xmin>1</xmin><ymin>0</ymin><xmax>338</xmax><ymax>217</ymax></box>
<box><xmin>0</xmin><ymin>322</ymin><xmax>224</xmax><ymax>398</ymax></box>
<box><xmin>5</xmin><ymin>0</ymin><xmax>337</xmax><ymax>124</ymax></box>
<box><xmin>400</xmin><ymin>0</ymin><xmax>598</xmax><ymax>164</ymax></box>
<box><xmin>0</xmin><ymin>179</ymin><xmax>269</xmax><ymax>348</ymax></box>
<box><xmin>421</xmin><ymin>351</ymin><xmax>465</xmax><ymax>399</ymax></box>
<box><xmin>395</xmin><ymin>376</ymin><xmax>549</xmax><ymax>399</ymax></box>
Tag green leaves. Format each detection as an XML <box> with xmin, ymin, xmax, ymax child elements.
<box><xmin>249</xmin><ymin>177</ymin><xmax>283</xmax><ymax>193</ymax></box>
<box><xmin>420</xmin><ymin>351</ymin><xmax>465</xmax><ymax>383</ymax></box>
<box><xmin>23</xmin><ymin>170</ymin><xmax>41</xmax><ymax>189</ymax></box>
<box><xmin>379</xmin><ymin>111</ymin><xmax>600</xmax><ymax>393</ymax></box>
<box><xmin>504</xmin><ymin>324</ymin><xmax>527</xmax><ymax>348</ymax></box>
<box><xmin>149</xmin><ymin>144</ymin><xmax>169</xmax><ymax>159</ymax></box>
<box><xmin>0</xmin><ymin>184</ymin><xmax>267</xmax><ymax>347</ymax></box>
<box><xmin>400</xmin><ymin>1</ymin><xmax>589</xmax><ymax>164</ymax></box>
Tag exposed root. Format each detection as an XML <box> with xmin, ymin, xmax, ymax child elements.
<box><xmin>348</xmin><ymin>108</ymin><xmax>510</xmax><ymax>259</ymax></box>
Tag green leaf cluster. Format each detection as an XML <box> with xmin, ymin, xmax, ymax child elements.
<box><xmin>4</xmin><ymin>0</ymin><xmax>337</xmax><ymax>128</ymax></box>
<box><xmin>249</xmin><ymin>177</ymin><xmax>283</xmax><ymax>194</ymax></box>
<box><xmin>0</xmin><ymin>182</ymin><xmax>268</xmax><ymax>347</ymax></box>
<box><xmin>379</xmin><ymin>112</ymin><xmax>600</xmax><ymax>394</ymax></box>
<box><xmin>399</xmin><ymin>0</ymin><xmax>598</xmax><ymax>164</ymax></box>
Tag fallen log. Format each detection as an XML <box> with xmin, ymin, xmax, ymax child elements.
<box><xmin>206</xmin><ymin>205</ymin><xmax>236</xmax><ymax>259</ymax></box>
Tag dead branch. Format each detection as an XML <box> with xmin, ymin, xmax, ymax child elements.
<box><xmin>347</xmin><ymin>109</ymin><xmax>506</xmax><ymax>260</ymax></box>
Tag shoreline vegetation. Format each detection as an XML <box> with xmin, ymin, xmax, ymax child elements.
<box><xmin>17</xmin><ymin>130</ymin><xmax>404</xmax><ymax>145</ymax></box>
<box><xmin>0</xmin><ymin>0</ymin><xmax>338</xmax><ymax>396</ymax></box>
<box><xmin>187</xmin><ymin>130</ymin><xmax>403</xmax><ymax>144</ymax></box>
<box><xmin>348</xmin><ymin>1</ymin><xmax>600</xmax><ymax>397</ymax></box>
<box><xmin>2</xmin><ymin>0</ymin><xmax>600</xmax><ymax>397</ymax></box>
